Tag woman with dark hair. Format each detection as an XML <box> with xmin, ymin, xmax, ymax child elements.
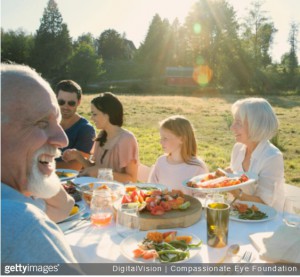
<box><xmin>62</xmin><ymin>92</ymin><xmax>139</xmax><ymax>183</ymax></box>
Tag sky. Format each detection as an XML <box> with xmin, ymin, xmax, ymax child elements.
<box><xmin>1</xmin><ymin>0</ymin><xmax>300</xmax><ymax>62</ymax></box>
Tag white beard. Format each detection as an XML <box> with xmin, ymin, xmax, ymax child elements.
<box><xmin>27</xmin><ymin>146</ymin><xmax>61</xmax><ymax>199</ymax></box>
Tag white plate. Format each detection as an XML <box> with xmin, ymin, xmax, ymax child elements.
<box><xmin>72</xmin><ymin>176</ymin><xmax>99</xmax><ymax>185</ymax></box>
<box><xmin>127</xmin><ymin>183</ymin><xmax>167</xmax><ymax>192</ymax></box>
<box><xmin>230</xmin><ymin>201</ymin><xmax>277</xmax><ymax>222</ymax></box>
<box><xmin>120</xmin><ymin>230</ymin><xmax>201</xmax><ymax>263</ymax></box>
<box><xmin>182</xmin><ymin>172</ymin><xmax>257</xmax><ymax>193</ymax></box>
<box><xmin>56</xmin><ymin>169</ymin><xmax>78</xmax><ymax>181</ymax></box>
<box><xmin>57</xmin><ymin>203</ymin><xmax>85</xmax><ymax>224</ymax></box>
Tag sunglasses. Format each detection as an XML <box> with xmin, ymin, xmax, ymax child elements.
<box><xmin>58</xmin><ymin>99</ymin><xmax>77</xmax><ymax>107</ymax></box>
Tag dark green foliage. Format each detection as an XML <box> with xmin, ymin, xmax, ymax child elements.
<box><xmin>1</xmin><ymin>28</ymin><xmax>34</xmax><ymax>64</ymax></box>
<box><xmin>68</xmin><ymin>41</ymin><xmax>104</xmax><ymax>88</ymax></box>
<box><xmin>31</xmin><ymin>0</ymin><xmax>72</xmax><ymax>82</ymax></box>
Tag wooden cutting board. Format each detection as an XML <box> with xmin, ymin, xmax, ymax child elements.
<box><xmin>118</xmin><ymin>195</ymin><xmax>202</xmax><ymax>231</ymax></box>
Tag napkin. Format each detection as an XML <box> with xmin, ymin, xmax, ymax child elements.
<box><xmin>249</xmin><ymin>225</ymin><xmax>300</xmax><ymax>263</ymax></box>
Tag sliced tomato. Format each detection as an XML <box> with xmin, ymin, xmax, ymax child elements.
<box><xmin>133</xmin><ymin>248</ymin><xmax>145</xmax><ymax>258</ymax></box>
<box><xmin>145</xmin><ymin>197</ymin><xmax>156</xmax><ymax>203</ymax></box>
<box><xmin>150</xmin><ymin>205</ymin><xmax>165</xmax><ymax>215</ymax></box>
<box><xmin>130</xmin><ymin>190</ymin><xmax>139</xmax><ymax>202</ymax></box>
<box><xmin>139</xmin><ymin>189</ymin><xmax>146</xmax><ymax>199</ymax></box>
<box><xmin>121</xmin><ymin>194</ymin><xmax>132</xmax><ymax>204</ymax></box>
<box><xmin>160</xmin><ymin>201</ymin><xmax>172</xmax><ymax>211</ymax></box>
<box><xmin>146</xmin><ymin>201</ymin><xmax>157</xmax><ymax>211</ymax></box>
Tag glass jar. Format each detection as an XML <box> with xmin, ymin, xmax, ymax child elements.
<box><xmin>90</xmin><ymin>189</ymin><xmax>113</xmax><ymax>226</ymax></box>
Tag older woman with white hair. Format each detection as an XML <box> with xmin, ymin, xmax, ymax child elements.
<box><xmin>229</xmin><ymin>97</ymin><xmax>285</xmax><ymax>211</ymax></box>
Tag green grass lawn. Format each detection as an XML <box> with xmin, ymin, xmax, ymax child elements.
<box><xmin>78</xmin><ymin>93</ymin><xmax>300</xmax><ymax>187</ymax></box>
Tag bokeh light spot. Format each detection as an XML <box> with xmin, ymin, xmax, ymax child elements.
<box><xmin>193</xmin><ymin>65</ymin><xmax>213</xmax><ymax>86</ymax></box>
<box><xmin>193</xmin><ymin>23</ymin><xmax>201</xmax><ymax>34</ymax></box>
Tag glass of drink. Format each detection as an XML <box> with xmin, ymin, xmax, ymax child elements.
<box><xmin>97</xmin><ymin>168</ymin><xmax>113</xmax><ymax>181</ymax></box>
<box><xmin>116</xmin><ymin>203</ymin><xmax>140</xmax><ymax>238</ymax></box>
<box><xmin>90</xmin><ymin>189</ymin><xmax>113</xmax><ymax>226</ymax></box>
<box><xmin>207</xmin><ymin>202</ymin><xmax>230</xmax><ymax>248</ymax></box>
<box><xmin>283</xmin><ymin>196</ymin><xmax>300</xmax><ymax>228</ymax></box>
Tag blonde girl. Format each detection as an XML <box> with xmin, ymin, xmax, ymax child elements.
<box><xmin>149</xmin><ymin>115</ymin><xmax>208</xmax><ymax>191</ymax></box>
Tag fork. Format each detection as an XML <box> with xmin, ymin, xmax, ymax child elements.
<box><xmin>240</xmin><ymin>251</ymin><xmax>252</xmax><ymax>263</ymax></box>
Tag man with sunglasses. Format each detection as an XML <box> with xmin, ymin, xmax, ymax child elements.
<box><xmin>55</xmin><ymin>80</ymin><xmax>95</xmax><ymax>170</ymax></box>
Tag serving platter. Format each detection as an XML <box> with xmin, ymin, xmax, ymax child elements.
<box><xmin>182</xmin><ymin>171</ymin><xmax>257</xmax><ymax>193</ymax></box>
<box><xmin>56</xmin><ymin>169</ymin><xmax>78</xmax><ymax>181</ymax></box>
<box><xmin>120</xmin><ymin>230</ymin><xmax>201</xmax><ymax>263</ymax></box>
<box><xmin>230</xmin><ymin>201</ymin><xmax>277</xmax><ymax>222</ymax></box>
<box><xmin>115</xmin><ymin>194</ymin><xmax>202</xmax><ymax>231</ymax></box>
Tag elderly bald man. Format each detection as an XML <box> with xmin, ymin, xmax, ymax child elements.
<box><xmin>1</xmin><ymin>63</ymin><xmax>77</xmax><ymax>263</ymax></box>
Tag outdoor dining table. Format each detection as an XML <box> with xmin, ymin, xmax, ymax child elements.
<box><xmin>63</xmin><ymin>201</ymin><xmax>284</xmax><ymax>264</ymax></box>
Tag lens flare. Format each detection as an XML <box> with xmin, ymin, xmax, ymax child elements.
<box><xmin>193</xmin><ymin>23</ymin><xmax>201</xmax><ymax>34</ymax></box>
<box><xmin>193</xmin><ymin>65</ymin><xmax>213</xmax><ymax>86</ymax></box>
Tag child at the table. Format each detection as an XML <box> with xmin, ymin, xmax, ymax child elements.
<box><xmin>148</xmin><ymin>115</ymin><xmax>208</xmax><ymax>193</ymax></box>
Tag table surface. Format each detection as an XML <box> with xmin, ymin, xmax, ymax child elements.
<box><xmin>63</xmin><ymin>201</ymin><xmax>283</xmax><ymax>263</ymax></box>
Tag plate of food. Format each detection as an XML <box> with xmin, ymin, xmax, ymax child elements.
<box><xmin>183</xmin><ymin>169</ymin><xmax>257</xmax><ymax>193</ymax></box>
<box><xmin>62</xmin><ymin>181</ymin><xmax>82</xmax><ymax>202</ymax></box>
<box><xmin>120</xmin><ymin>230</ymin><xmax>202</xmax><ymax>263</ymax></box>
<box><xmin>230</xmin><ymin>201</ymin><xmax>277</xmax><ymax>222</ymax></box>
<box><xmin>117</xmin><ymin>187</ymin><xmax>202</xmax><ymax>230</ymax></box>
<box><xmin>57</xmin><ymin>203</ymin><xmax>85</xmax><ymax>224</ymax></box>
<box><xmin>56</xmin><ymin>169</ymin><xmax>78</xmax><ymax>181</ymax></box>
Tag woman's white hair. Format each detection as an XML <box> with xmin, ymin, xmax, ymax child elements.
<box><xmin>231</xmin><ymin>97</ymin><xmax>278</xmax><ymax>142</ymax></box>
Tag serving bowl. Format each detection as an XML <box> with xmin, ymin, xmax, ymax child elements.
<box><xmin>77</xmin><ymin>181</ymin><xmax>125</xmax><ymax>207</ymax></box>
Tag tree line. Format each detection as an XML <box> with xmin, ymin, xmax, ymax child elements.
<box><xmin>1</xmin><ymin>0</ymin><xmax>299</xmax><ymax>94</ymax></box>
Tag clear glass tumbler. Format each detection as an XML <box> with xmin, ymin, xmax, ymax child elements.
<box><xmin>90</xmin><ymin>189</ymin><xmax>113</xmax><ymax>226</ymax></box>
<box><xmin>283</xmin><ymin>196</ymin><xmax>300</xmax><ymax>228</ymax></box>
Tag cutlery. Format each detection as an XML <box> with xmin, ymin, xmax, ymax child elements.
<box><xmin>240</xmin><ymin>251</ymin><xmax>252</xmax><ymax>263</ymax></box>
<box><xmin>63</xmin><ymin>212</ymin><xmax>90</xmax><ymax>234</ymax></box>
<box><xmin>217</xmin><ymin>244</ymin><xmax>240</xmax><ymax>264</ymax></box>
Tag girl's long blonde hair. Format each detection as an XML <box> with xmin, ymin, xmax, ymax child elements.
<box><xmin>160</xmin><ymin>115</ymin><xmax>200</xmax><ymax>165</ymax></box>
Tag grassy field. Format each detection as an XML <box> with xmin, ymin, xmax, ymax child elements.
<box><xmin>78</xmin><ymin>93</ymin><xmax>300</xmax><ymax>187</ymax></box>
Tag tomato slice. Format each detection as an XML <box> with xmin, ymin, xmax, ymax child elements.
<box><xmin>121</xmin><ymin>194</ymin><xmax>132</xmax><ymax>204</ymax></box>
<box><xmin>150</xmin><ymin>205</ymin><xmax>165</xmax><ymax>215</ymax></box>
<box><xmin>130</xmin><ymin>190</ymin><xmax>139</xmax><ymax>202</ymax></box>
<box><xmin>160</xmin><ymin>201</ymin><xmax>172</xmax><ymax>211</ymax></box>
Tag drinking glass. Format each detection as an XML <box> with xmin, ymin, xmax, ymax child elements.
<box><xmin>207</xmin><ymin>202</ymin><xmax>230</xmax><ymax>248</ymax></box>
<box><xmin>283</xmin><ymin>196</ymin><xmax>300</xmax><ymax>228</ymax></box>
<box><xmin>116</xmin><ymin>203</ymin><xmax>140</xmax><ymax>238</ymax></box>
<box><xmin>97</xmin><ymin>168</ymin><xmax>113</xmax><ymax>181</ymax></box>
<box><xmin>204</xmin><ymin>193</ymin><xmax>225</xmax><ymax>209</ymax></box>
<box><xmin>90</xmin><ymin>190</ymin><xmax>113</xmax><ymax>226</ymax></box>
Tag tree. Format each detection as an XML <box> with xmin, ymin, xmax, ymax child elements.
<box><xmin>68</xmin><ymin>41</ymin><xmax>104</xmax><ymax>88</ymax></box>
<box><xmin>280</xmin><ymin>22</ymin><xmax>299</xmax><ymax>90</ymax></box>
<box><xmin>1</xmin><ymin>28</ymin><xmax>34</xmax><ymax>65</ymax></box>
<box><xmin>239</xmin><ymin>1</ymin><xmax>277</xmax><ymax>91</ymax></box>
<box><xmin>31</xmin><ymin>0</ymin><xmax>72</xmax><ymax>82</ymax></box>
<box><xmin>135</xmin><ymin>14</ymin><xmax>173</xmax><ymax>78</ymax></box>
<box><xmin>183</xmin><ymin>0</ymin><xmax>244</xmax><ymax>88</ymax></box>
<box><xmin>97</xmin><ymin>29</ymin><xmax>127</xmax><ymax>60</ymax></box>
